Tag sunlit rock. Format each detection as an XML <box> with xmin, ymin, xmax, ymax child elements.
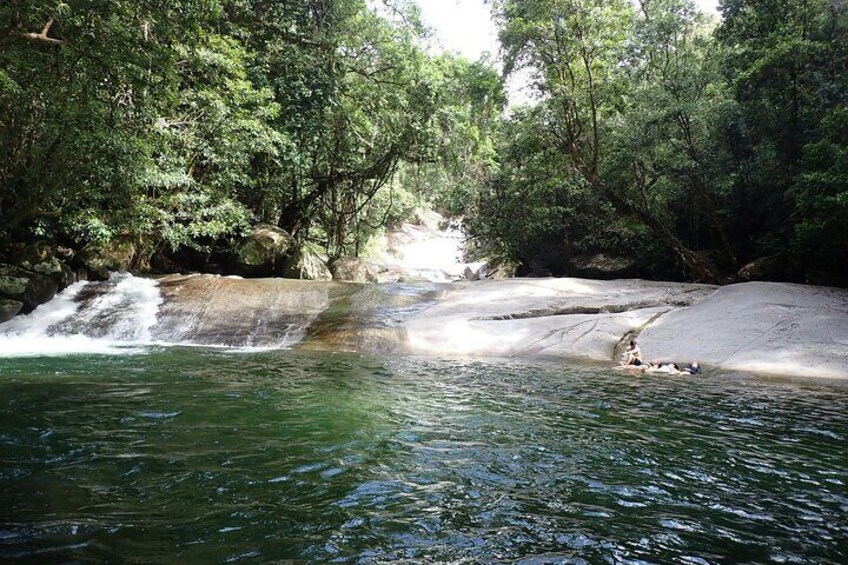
<box><xmin>283</xmin><ymin>243</ymin><xmax>332</xmax><ymax>281</ymax></box>
<box><xmin>233</xmin><ymin>224</ymin><xmax>294</xmax><ymax>276</ymax></box>
<box><xmin>477</xmin><ymin>258</ymin><xmax>517</xmax><ymax>279</ymax></box>
<box><xmin>30</xmin><ymin>257</ymin><xmax>75</xmax><ymax>288</ymax></box>
<box><xmin>637</xmin><ymin>282</ymin><xmax>848</xmax><ymax>379</ymax></box>
<box><xmin>329</xmin><ymin>257</ymin><xmax>378</xmax><ymax>283</ymax></box>
<box><xmin>403</xmin><ymin>278</ymin><xmax>714</xmax><ymax>361</ymax></box>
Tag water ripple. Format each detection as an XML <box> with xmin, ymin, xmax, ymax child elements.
<box><xmin>0</xmin><ymin>351</ymin><xmax>846</xmax><ymax>563</ymax></box>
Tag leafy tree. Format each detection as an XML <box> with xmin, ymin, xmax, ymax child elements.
<box><xmin>469</xmin><ymin>105</ymin><xmax>616</xmax><ymax>274</ymax></box>
<box><xmin>495</xmin><ymin>0</ymin><xmax>727</xmax><ymax>281</ymax></box>
<box><xmin>0</xmin><ymin>1</ymin><xmax>218</xmax><ymax>248</ymax></box>
<box><xmin>400</xmin><ymin>55</ymin><xmax>506</xmax><ymax>218</ymax></box>
<box><xmin>717</xmin><ymin>0</ymin><xmax>848</xmax><ymax>268</ymax></box>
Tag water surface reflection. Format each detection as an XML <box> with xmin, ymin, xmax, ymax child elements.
<box><xmin>0</xmin><ymin>351</ymin><xmax>846</xmax><ymax>563</ymax></box>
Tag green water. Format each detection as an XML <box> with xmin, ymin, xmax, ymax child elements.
<box><xmin>1</xmin><ymin>350</ymin><xmax>846</xmax><ymax>563</ymax></box>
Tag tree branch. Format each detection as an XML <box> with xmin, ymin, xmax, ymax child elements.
<box><xmin>12</xmin><ymin>18</ymin><xmax>64</xmax><ymax>46</ymax></box>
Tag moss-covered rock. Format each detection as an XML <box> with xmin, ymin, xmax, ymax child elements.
<box><xmin>233</xmin><ymin>224</ymin><xmax>294</xmax><ymax>276</ymax></box>
<box><xmin>0</xmin><ymin>268</ymin><xmax>29</xmax><ymax>298</ymax></box>
<box><xmin>0</xmin><ymin>299</ymin><xmax>23</xmax><ymax>323</ymax></box>
<box><xmin>0</xmin><ymin>264</ymin><xmax>58</xmax><ymax>313</ymax></box>
<box><xmin>283</xmin><ymin>243</ymin><xmax>332</xmax><ymax>281</ymax></box>
<box><xmin>31</xmin><ymin>257</ymin><xmax>76</xmax><ymax>288</ymax></box>
<box><xmin>78</xmin><ymin>238</ymin><xmax>137</xmax><ymax>280</ymax></box>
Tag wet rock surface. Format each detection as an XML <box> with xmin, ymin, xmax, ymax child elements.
<box><xmin>400</xmin><ymin>278</ymin><xmax>848</xmax><ymax>379</ymax></box>
<box><xmin>153</xmin><ymin>274</ymin><xmax>353</xmax><ymax>346</ymax></box>
<box><xmin>402</xmin><ymin>278</ymin><xmax>715</xmax><ymax>362</ymax></box>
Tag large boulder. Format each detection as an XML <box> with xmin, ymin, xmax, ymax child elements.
<box><xmin>570</xmin><ymin>253</ymin><xmax>636</xmax><ymax>280</ymax></box>
<box><xmin>30</xmin><ymin>256</ymin><xmax>75</xmax><ymax>288</ymax></box>
<box><xmin>402</xmin><ymin>278</ymin><xmax>715</xmax><ymax>361</ymax></box>
<box><xmin>0</xmin><ymin>299</ymin><xmax>23</xmax><ymax>323</ymax></box>
<box><xmin>233</xmin><ymin>224</ymin><xmax>294</xmax><ymax>276</ymax></box>
<box><xmin>477</xmin><ymin>259</ymin><xmax>517</xmax><ymax>280</ymax></box>
<box><xmin>329</xmin><ymin>257</ymin><xmax>378</xmax><ymax>283</ymax></box>
<box><xmin>736</xmin><ymin>254</ymin><xmax>789</xmax><ymax>282</ymax></box>
<box><xmin>0</xmin><ymin>264</ymin><xmax>59</xmax><ymax>313</ymax></box>
<box><xmin>638</xmin><ymin>282</ymin><xmax>848</xmax><ymax>378</ymax></box>
<box><xmin>283</xmin><ymin>243</ymin><xmax>333</xmax><ymax>281</ymax></box>
<box><xmin>16</xmin><ymin>242</ymin><xmax>76</xmax><ymax>288</ymax></box>
<box><xmin>77</xmin><ymin>238</ymin><xmax>137</xmax><ymax>280</ymax></box>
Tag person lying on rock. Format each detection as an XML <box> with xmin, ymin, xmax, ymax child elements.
<box><xmin>683</xmin><ymin>362</ymin><xmax>701</xmax><ymax>375</ymax></box>
<box><xmin>644</xmin><ymin>362</ymin><xmax>681</xmax><ymax>374</ymax></box>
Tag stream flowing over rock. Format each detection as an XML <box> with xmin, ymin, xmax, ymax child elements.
<box><xmin>2</xmin><ymin>272</ymin><xmax>846</xmax><ymax>379</ymax></box>
<box><xmin>364</xmin><ymin>209</ymin><xmax>490</xmax><ymax>282</ymax></box>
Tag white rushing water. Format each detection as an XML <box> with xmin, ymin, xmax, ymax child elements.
<box><xmin>0</xmin><ymin>274</ymin><xmax>163</xmax><ymax>357</ymax></box>
<box><xmin>367</xmin><ymin>210</ymin><xmax>485</xmax><ymax>281</ymax></box>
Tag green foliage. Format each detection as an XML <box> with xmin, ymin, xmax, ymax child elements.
<box><xmin>1</xmin><ymin>0</ymin><xmax>845</xmax><ymax>285</ymax></box>
<box><xmin>717</xmin><ymin>0</ymin><xmax>848</xmax><ymax>265</ymax></box>
<box><xmin>793</xmin><ymin>108</ymin><xmax>848</xmax><ymax>277</ymax></box>
<box><xmin>0</xmin><ymin>0</ymin><xmax>505</xmax><ymax>264</ymax></box>
<box><xmin>482</xmin><ymin>0</ymin><xmax>847</xmax><ymax>283</ymax></box>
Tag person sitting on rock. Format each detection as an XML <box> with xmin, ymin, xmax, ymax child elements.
<box><xmin>683</xmin><ymin>362</ymin><xmax>701</xmax><ymax>375</ymax></box>
<box><xmin>620</xmin><ymin>340</ymin><xmax>643</xmax><ymax>367</ymax></box>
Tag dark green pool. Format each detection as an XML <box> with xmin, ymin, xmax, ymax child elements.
<box><xmin>1</xmin><ymin>349</ymin><xmax>846</xmax><ymax>563</ymax></box>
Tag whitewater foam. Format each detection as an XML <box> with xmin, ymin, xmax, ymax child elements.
<box><xmin>0</xmin><ymin>274</ymin><xmax>162</xmax><ymax>357</ymax></box>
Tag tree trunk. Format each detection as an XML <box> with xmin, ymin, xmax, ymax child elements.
<box><xmin>579</xmin><ymin>162</ymin><xmax>726</xmax><ymax>284</ymax></box>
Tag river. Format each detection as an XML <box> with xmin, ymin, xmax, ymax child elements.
<box><xmin>1</xmin><ymin>348</ymin><xmax>846</xmax><ymax>563</ymax></box>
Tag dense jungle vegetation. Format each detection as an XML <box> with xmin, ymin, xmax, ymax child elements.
<box><xmin>1</xmin><ymin>0</ymin><xmax>846</xmax><ymax>285</ymax></box>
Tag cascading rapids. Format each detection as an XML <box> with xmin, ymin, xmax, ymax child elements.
<box><xmin>0</xmin><ymin>273</ymin><xmax>162</xmax><ymax>356</ymax></box>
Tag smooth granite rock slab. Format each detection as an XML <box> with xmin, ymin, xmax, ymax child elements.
<box><xmin>637</xmin><ymin>282</ymin><xmax>848</xmax><ymax>378</ymax></box>
<box><xmin>403</xmin><ymin>278</ymin><xmax>715</xmax><ymax>360</ymax></box>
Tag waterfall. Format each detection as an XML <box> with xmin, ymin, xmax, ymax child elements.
<box><xmin>0</xmin><ymin>274</ymin><xmax>162</xmax><ymax>356</ymax></box>
<box><xmin>367</xmin><ymin>210</ymin><xmax>486</xmax><ymax>281</ymax></box>
<box><xmin>0</xmin><ymin>271</ymin><xmax>449</xmax><ymax>357</ymax></box>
